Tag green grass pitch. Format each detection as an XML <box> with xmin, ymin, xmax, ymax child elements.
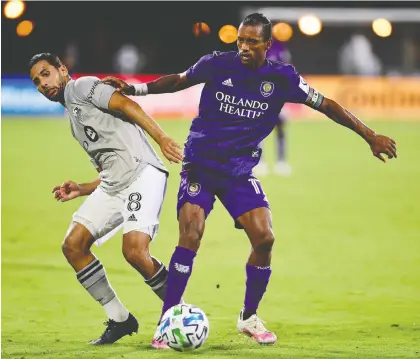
<box><xmin>2</xmin><ymin>118</ymin><xmax>420</xmax><ymax>359</ymax></box>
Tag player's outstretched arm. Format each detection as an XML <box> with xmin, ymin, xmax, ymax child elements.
<box><xmin>315</xmin><ymin>97</ymin><xmax>397</xmax><ymax>163</ymax></box>
<box><xmin>108</xmin><ymin>91</ymin><xmax>183</xmax><ymax>163</ymax></box>
<box><xmin>52</xmin><ymin>176</ymin><xmax>101</xmax><ymax>202</ymax></box>
<box><xmin>102</xmin><ymin>72</ymin><xmax>192</xmax><ymax>96</ymax></box>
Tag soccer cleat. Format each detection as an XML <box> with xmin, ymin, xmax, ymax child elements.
<box><xmin>151</xmin><ymin>338</ymin><xmax>170</xmax><ymax>349</ymax></box>
<box><xmin>89</xmin><ymin>313</ymin><xmax>139</xmax><ymax>345</ymax></box>
<box><xmin>237</xmin><ymin>310</ymin><xmax>277</xmax><ymax>344</ymax></box>
<box><xmin>274</xmin><ymin>161</ymin><xmax>292</xmax><ymax>177</ymax></box>
<box><xmin>151</xmin><ymin>324</ymin><xmax>170</xmax><ymax>349</ymax></box>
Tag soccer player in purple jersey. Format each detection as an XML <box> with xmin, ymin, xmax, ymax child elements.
<box><xmin>103</xmin><ymin>13</ymin><xmax>397</xmax><ymax>345</ymax></box>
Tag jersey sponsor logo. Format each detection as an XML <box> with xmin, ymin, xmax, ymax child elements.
<box><xmin>72</xmin><ymin>106</ymin><xmax>82</xmax><ymax>121</ymax></box>
<box><xmin>84</xmin><ymin>126</ymin><xmax>99</xmax><ymax>142</ymax></box>
<box><xmin>298</xmin><ymin>76</ymin><xmax>310</xmax><ymax>94</ymax></box>
<box><xmin>187</xmin><ymin>182</ymin><xmax>201</xmax><ymax>197</ymax></box>
<box><xmin>215</xmin><ymin>92</ymin><xmax>268</xmax><ymax>119</ymax></box>
<box><xmin>87</xmin><ymin>80</ymin><xmax>101</xmax><ymax>102</ymax></box>
<box><xmin>260</xmin><ymin>81</ymin><xmax>275</xmax><ymax>97</ymax></box>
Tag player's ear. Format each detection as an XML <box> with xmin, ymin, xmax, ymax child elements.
<box><xmin>266</xmin><ymin>39</ymin><xmax>272</xmax><ymax>51</ymax></box>
<box><xmin>59</xmin><ymin>65</ymin><xmax>69</xmax><ymax>77</ymax></box>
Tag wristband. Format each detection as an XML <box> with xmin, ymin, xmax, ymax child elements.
<box><xmin>133</xmin><ymin>83</ymin><xmax>148</xmax><ymax>96</ymax></box>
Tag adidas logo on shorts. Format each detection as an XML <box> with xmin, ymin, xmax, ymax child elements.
<box><xmin>128</xmin><ymin>214</ymin><xmax>137</xmax><ymax>222</ymax></box>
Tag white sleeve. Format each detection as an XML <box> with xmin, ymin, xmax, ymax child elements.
<box><xmin>74</xmin><ymin>76</ymin><xmax>116</xmax><ymax>110</ymax></box>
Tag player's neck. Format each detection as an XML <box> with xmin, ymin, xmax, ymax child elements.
<box><xmin>243</xmin><ymin>58</ymin><xmax>267</xmax><ymax>71</ymax></box>
<box><xmin>58</xmin><ymin>76</ymin><xmax>71</xmax><ymax>106</ymax></box>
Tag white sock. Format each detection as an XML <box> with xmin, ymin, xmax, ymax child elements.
<box><xmin>103</xmin><ymin>296</ymin><xmax>130</xmax><ymax>322</ymax></box>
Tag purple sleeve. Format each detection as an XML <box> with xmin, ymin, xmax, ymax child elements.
<box><xmin>185</xmin><ymin>53</ymin><xmax>214</xmax><ymax>85</ymax></box>
<box><xmin>285</xmin><ymin>68</ymin><xmax>324</xmax><ymax>108</ymax></box>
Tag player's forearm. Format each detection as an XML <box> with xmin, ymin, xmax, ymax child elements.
<box><xmin>321</xmin><ymin>98</ymin><xmax>376</xmax><ymax>143</ymax></box>
<box><xmin>78</xmin><ymin>177</ymin><xmax>101</xmax><ymax>196</ymax></box>
<box><xmin>122</xmin><ymin>100</ymin><xmax>168</xmax><ymax>145</ymax></box>
<box><xmin>147</xmin><ymin>74</ymin><xmax>188</xmax><ymax>94</ymax></box>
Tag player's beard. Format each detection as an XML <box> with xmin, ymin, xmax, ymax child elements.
<box><xmin>48</xmin><ymin>73</ymin><xmax>66</xmax><ymax>103</ymax></box>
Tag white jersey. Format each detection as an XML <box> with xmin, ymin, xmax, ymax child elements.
<box><xmin>63</xmin><ymin>76</ymin><xmax>167</xmax><ymax>194</ymax></box>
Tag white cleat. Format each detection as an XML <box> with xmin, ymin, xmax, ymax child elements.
<box><xmin>237</xmin><ymin>311</ymin><xmax>277</xmax><ymax>345</ymax></box>
<box><xmin>253</xmin><ymin>162</ymin><xmax>269</xmax><ymax>177</ymax></box>
<box><xmin>274</xmin><ymin>161</ymin><xmax>292</xmax><ymax>177</ymax></box>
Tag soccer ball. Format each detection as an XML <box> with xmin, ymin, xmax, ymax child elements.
<box><xmin>155</xmin><ymin>304</ymin><xmax>209</xmax><ymax>351</ymax></box>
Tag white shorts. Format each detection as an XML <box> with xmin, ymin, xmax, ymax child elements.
<box><xmin>67</xmin><ymin>165</ymin><xmax>167</xmax><ymax>246</ymax></box>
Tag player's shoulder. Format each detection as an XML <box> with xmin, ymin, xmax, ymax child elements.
<box><xmin>73</xmin><ymin>76</ymin><xmax>101</xmax><ymax>99</ymax></box>
<box><xmin>267</xmin><ymin>60</ymin><xmax>297</xmax><ymax>76</ymax></box>
<box><xmin>201</xmin><ymin>51</ymin><xmax>238</xmax><ymax>63</ymax></box>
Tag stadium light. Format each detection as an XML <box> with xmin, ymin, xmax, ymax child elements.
<box><xmin>4</xmin><ymin>0</ymin><xmax>25</xmax><ymax>19</ymax></box>
<box><xmin>192</xmin><ymin>22</ymin><xmax>211</xmax><ymax>37</ymax></box>
<box><xmin>298</xmin><ymin>14</ymin><xmax>322</xmax><ymax>36</ymax></box>
<box><xmin>372</xmin><ymin>18</ymin><xmax>392</xmax><ymax>37</ymax></box>
<box><xmin>272</xmin><ymin>22</ymin><xmax>293</xmax><ymax>42</ymax></box>
<box><xmin>219</xmin><ymin>25</ymin><xmax>238</xmax><ymax>44</ymax></box>
<box><xmin>16</xmin><ymin>20</ymin><xmax>34</xmax><ymax>37</ymax></box>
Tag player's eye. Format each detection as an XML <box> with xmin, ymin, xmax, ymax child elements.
<box><xmin>42</xmin><ymin>71</ymin><xmax>50</xmax><ymax>77</ymax></box>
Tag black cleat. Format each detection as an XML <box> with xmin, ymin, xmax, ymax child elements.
<box><xmin>89</xmin><ymin>313</ymin><xmax>139</xmax><ymax>345</ymax></box>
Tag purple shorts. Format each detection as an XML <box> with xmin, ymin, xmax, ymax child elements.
<box><xmin>176</xmin><ymin>168</ymin><xmax>270</xmax><ymax>229</ymax></box>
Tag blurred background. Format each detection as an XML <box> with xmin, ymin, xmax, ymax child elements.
<box><xmin>2</xmin><ymin>1</ymin><xmax>420</xmax><ymax>119</ymax></box>
<box><xmin>2</xmin><ymin>2</ymin><xmax>420</xmax><ymax>358</ymax></box>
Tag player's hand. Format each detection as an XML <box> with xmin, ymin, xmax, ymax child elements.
<box><xmin>52</xmin><ymin>181</ymin><xmax>81</xmax><ymax>202</ymax></box>
<box><xmin>367</xmin><ymin>134</ymin><xmax>397</xmax><ymax>163</ymax></box>
<box><xmin>159</xmin><ymin>136</ymin><xmax>183</xmax><ymax>164</ymax></box>
<box><xmin>101</xmin><ymin>76</ymin><xmax>135</xmax><ymax>96</ymax></box>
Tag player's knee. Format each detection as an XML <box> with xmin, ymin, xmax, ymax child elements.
<box><xmin>62</xmin><ymin>233</ymin><xmax>90</xmax><ymax>260</ymax></box>
<box><xmin>252</xmin><ymin>230</ymin><xmax>275</xmax><ymax>253</ymax></box>
<box><xmin>122</xmin><ymin>231</ymin><xmax>152</xmax><ymax>265</ymax></box>
<box><xmin>179</xmin><ymin>227</ymin><xmax>203</xmax><ymax>251</ymax></box>
<box><xmin>122</xmin><ymin>242</ymin><xmax>150</xmax><ymax>266</ymax></box>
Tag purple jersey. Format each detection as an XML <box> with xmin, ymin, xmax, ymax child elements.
<box><xmin>266</xmin><ymin>41</ymin><xmax>291</xmax><ymax>63</ymax></box>
<box><xmin>184</xmin><ymin>51</ymin><xmax>319</xmax><ymax>177</ymax></box>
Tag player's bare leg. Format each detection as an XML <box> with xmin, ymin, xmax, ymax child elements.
<box><xmin>235</xmin><ymin>207</ymin><xmax>277</xmax><ymax>344</ymax></box>
<box><xmin>122</xmin><ymin>231</ymin><xmax>169</xmax><ymax>301</ymax></box>
<box><xmin>152</xmin><ymin>203</ymin><xmax>205</xmax><ymax>348</ymax></box>
<box><xmin>62</xmin><ymin>222</ymin><xmax>138</xmax><ymax>345</ymax></box>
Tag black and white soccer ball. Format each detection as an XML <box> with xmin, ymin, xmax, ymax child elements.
<box><xmin>155</xmin><ymin>304</ymin><xmax>209</xmax><ymax>351</ymax></box>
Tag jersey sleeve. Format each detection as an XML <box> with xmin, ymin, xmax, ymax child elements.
<box><xmin>74</xmin><ymin>77</ymin><xmax>116</xmax><ymax>110</ymax></box>
<box><xmin>284</xmin><ymin>66</ymin><xmax>324</xmax><ymax>109</ymax></box>
<box><xmin>185</xmin><ymin>53</ymin><xmax>215</xmax><ymax>85</ymax></box>
<box><xmin>89</xmin><ymin>155</ymin><xmax>101</xmax><ymax>169</ymax></box>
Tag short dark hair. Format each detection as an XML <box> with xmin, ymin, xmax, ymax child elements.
<box><xmin>241</xmin><ymin>13</ymin><xmax>272</xmax><ymax>41</ymax></box>
<box><xmin>28</xmin><ymin>53</ymin><xmax>63</xmax><ymax>71</ymax></box>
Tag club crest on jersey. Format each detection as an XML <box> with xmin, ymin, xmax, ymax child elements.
<box><xmin>260</xmin><ymin>82</ymin><xmax>274</xmax><ymax>97</ymax></box>
<box><xmin>187</xmin><ymin>182</ymin><xmax>201</xmax><ymax>197</ymax></box>
<box><xmin>73</xmin><ymin>106</ymin><xmax>82</xmax><ymax>121</ymax></box>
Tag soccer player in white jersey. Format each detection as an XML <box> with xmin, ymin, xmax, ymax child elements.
<box><xmin>29</xmin><ymin>53</ymin><xmax>183</xmax><ymax>346</ymax></box>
